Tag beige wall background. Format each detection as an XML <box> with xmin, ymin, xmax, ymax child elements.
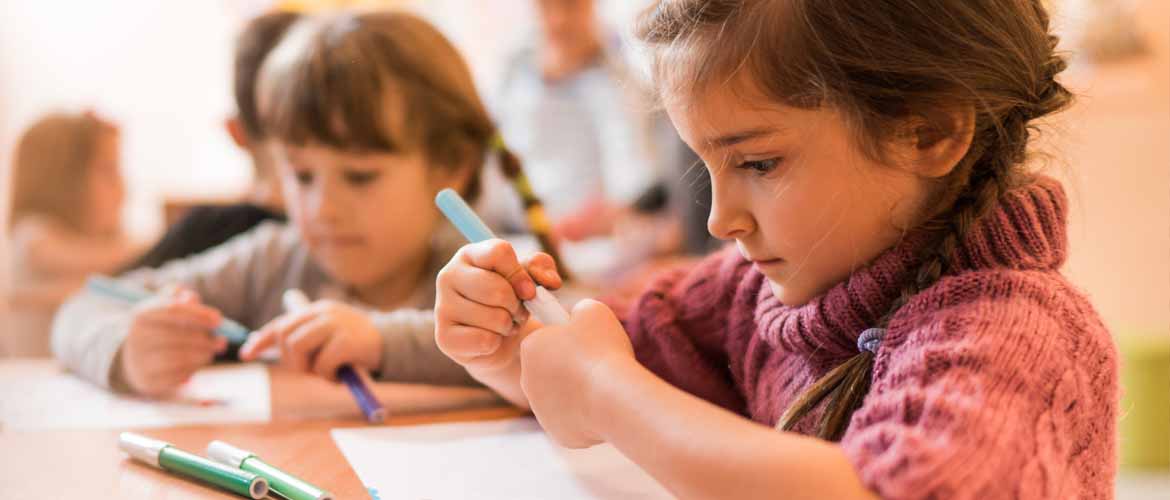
<box><xmin>1049</xmin><ymin>0</ymin><xmax>1169</xmax><ymax>333</ymax></box>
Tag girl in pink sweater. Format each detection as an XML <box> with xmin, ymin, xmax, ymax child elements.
<box><xmin>434</xmin><ymin>0</ymin><xmax>1118</xmax><ymax>498</ymax></box>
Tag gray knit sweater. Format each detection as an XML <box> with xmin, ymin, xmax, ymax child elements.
<box><xmin>50</xmin><ymin>221</ymin><xmax>475</xmax><ymax>390</ymax></box>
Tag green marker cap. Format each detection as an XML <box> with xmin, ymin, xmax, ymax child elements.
<box><xmin>208</xmin><ymin>440</ymin><xmax>334</xmax><ymax>500</ymax></box>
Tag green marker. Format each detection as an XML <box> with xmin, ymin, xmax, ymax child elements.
<box><xmin>119</xmin><ymin>432</ymin><xmax>268</xmax><ymax>499</ymax></box>
<box><xmin>208</xmin><ymin>440</ymin><xmax>334</xmax><ymax>500</ymax></box>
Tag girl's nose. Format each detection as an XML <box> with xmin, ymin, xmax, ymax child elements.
<box><xmin>309</xmin><ymin>178</ymin><xmax>344</xmax><ymax>222</ymax></box>
<box><xmin>706</xmin><ymin>174</ymin><xmax>754</xmax><ymax>241</ymax></box>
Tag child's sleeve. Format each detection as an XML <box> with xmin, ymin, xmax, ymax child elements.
<box><xmin>50</xmin><ymin>223</ymin><xmax>292</xmax><ymax>389</ymax></box>
<box><xmin>49</xmin><ymin>293</ymin><xmax>136</xmax><ymax>390</ymax></box>
<box><xmin>838</xmin><ymin>274</ymin><xmax>1118</xmax><ymax>499</ymax></box>
<box><xmin>368</xmin><ymin>308</ymin><xmax>480</xmax><ymax>387</ymax></box>
<box><xmin>608</xmin><ymin>247</ymin><xmax>754</xmax><ymax>415</ymax></box>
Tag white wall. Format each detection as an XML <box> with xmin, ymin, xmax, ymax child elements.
<box><xmin>0</xmin><ymin>0</ymin><xmax>272</xmax><ymax>240</ymax></box>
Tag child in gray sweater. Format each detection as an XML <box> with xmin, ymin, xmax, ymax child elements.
<box><xmin>52</xmin><ymin>11</ymin><xmax>516</xmax><ymax>396</ymax></box>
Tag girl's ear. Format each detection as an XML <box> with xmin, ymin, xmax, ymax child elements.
<box><xmin>225</xmin><ymin>116</ymin><xmax>250</xmax><ymax>149</ymax></box>
<box><xmin>890</xmin><ymin>105</ymin><xmax>976</xmax><ymax>179</ymax></box>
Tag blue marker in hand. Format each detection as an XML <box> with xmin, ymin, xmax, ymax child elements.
<box><xmin>86</xmin><ymin>276</ymin><xmax>250</xmax><ymax>345</ymax></box>
<box><xmin>435</xmin><ymin>188</ymin><xmax>570</xmax><ymax>325</ymax></box>
<box><xmin>282</xmin><ymin>289</ymin><xmax>387</xmax><ymax>424</ymax></box>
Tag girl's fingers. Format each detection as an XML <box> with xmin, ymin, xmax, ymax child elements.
<box><xmin>239</xmin><ymin>328</ymin><xmax>275</xmax><ymax>360</ymax></box>
<box><xmin>460</xmin><ymin>240</ymin><xmax>537</xmax><ymax>300</ymax></box>
<box><xmin>153</xmin><ymin>362</ymin><xmax>201</xmax><ymax>390</ymax></box>
<box><xmin>447</xmin><ymin>265</ymin><xmax>526</xmax><ymax>322</ymax></box>
<box><xmin>267</xmin><ymin>309</ymin><xmax>320</xmax><ymax>339</ymax></box>
<box><xmin>444</xmin><ymin>293</ymin><xmax>519</xmax><ymax>337</ymax></box>
<box><xmin>146</xmin><ymin>336</ymin><xmax>218</xmax><ymax>369</ymax></box>
<box><xmin>245</xmin><ymin>310</ymin><xmax>319</xmax><ymax>360</ymax></box>
<box><xmin>310</xmin><ymin>336</ymin><xmax>353</xmax><ymax>381</ymax></box>
<box><xmin>435</xmin><ymin>323</ymin><xmax>505</xmax><ymax>362</ymax></box>
<box><xmin>146</xmin><ymin>328</ymin><xmax>220</xmax><ymax>352</ymax></box>
<box><xmin>141</xmin><ymin>357</ymin><xmax>202</xmax><ymax>394</ymax></box>
<box><xmin>522</xmin><ymin>252</ymin><xmax>563</xmax><ymax>290</ymax></box>
<box><xmin>171</xmin><ymin>344</ymin><xmax>217</xmax><ymax>372</ymax></box>
<box><xmin>283</xmin><ymin>317</ymin><xmax>334</xmax><ymax>371</ymax></box>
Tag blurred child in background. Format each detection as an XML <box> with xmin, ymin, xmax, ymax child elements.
<box><xmin>51</xmin><ymin>11</ymin><xmax>526</xmax><ymax>397</ymax></box>
<box><xmin>488</xmin><ymin>0</ymin><xmax>663</xmax><ymax>243</ymax></box>
<box><xmin>5</xmin><ymin>111</ymin><xmax>139</xmax><ymax>357</ymax></box>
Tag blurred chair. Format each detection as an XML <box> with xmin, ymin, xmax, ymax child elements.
<box><xmin>1119</xmin><ymin>331</ymin><xmax>1170</xmax><ymax>471</ymax></box>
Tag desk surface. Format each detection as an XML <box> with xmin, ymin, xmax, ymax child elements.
<box><xmin>0</xmin><ymin>360</ymin><xmax>524</xmax><ymax>499</ymax></box>
<box><xmin>2</xmin><ymin>363</ymin><xmax>1165</xmax><ymax>499</ymax></box>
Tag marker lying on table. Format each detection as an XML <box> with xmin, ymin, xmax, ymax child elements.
<box><xmin>282</xmin><ymin>289</ymin><xmax>387</xmax><ymax>424</ymax></box>
<box><xmin>119</xmin><ymin>432</ymin><xmax>268</xmax><ymax>499</ymax></box>
<box><xmin>208</xmin><ymin>440</ymin><xmax>333</xmax><ymax>500</ymax></box>
<box><xmin>435</xmin><ymin>188</ymin><xmax>571</xmax><ymax>325</ymax></box>
<box><xmin>86</xmin><ymin>276</ymin><xmax>249</xmax><ymax>345</ymax></box>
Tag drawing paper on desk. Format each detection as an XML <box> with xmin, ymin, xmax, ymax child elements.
<box><xmin>0</xmin><ymin>361</ymin><xmax>270</xmax><ymax>430</ymax></box>
<box><xmin>331</xmin><ymin>417</ymin><xmax>673</xmax><ymax>500</ymax></box>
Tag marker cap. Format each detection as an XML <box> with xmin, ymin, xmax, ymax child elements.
<box><xmin>207</xmin><ymin>440</ymin><xmax>254</xmax><ymax>469</ymax></box>
<box><xmin>119</xmin><ymin>432</ymin><xmax>168</xmax><ymax>469</ymax></box>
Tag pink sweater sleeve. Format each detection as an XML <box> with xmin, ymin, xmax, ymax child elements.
<box><xmin>840</xmin><ymin>272</ymin><xmax>1118</xmax><ymax>500</ymax></box>
<box><xmin>607</xmin><ymin>248</ymin><xmax>754</xmax><ymax>415</ymax></box>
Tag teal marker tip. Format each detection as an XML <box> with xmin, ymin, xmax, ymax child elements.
<box><xmin>436</xmin><ymin>188</ymin><xmax>496</xmax><ymax>243</ymax></box>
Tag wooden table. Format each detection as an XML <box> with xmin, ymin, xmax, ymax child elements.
<box><xmin>0</xmin><ymin>361</ymin><xmax>525</xmax><ymax>499</ymax></box>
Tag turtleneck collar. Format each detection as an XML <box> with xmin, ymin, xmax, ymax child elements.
<box><xmin>754</xmin><ymin>176</ymin><xmax>1069</xmax><ymax>360</ymax></box>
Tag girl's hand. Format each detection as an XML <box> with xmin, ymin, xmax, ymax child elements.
<box><xmin>240</xmin><ymin>300</ymin><xmax>382</xmax><ymax>381</ymax></box>
<box><xmin>434</xmin><ymin>239</ymin><xmax>563</xmax><ymax>374</ymax></box>
<box><xmin>119</xmin><ymin>287</ymin><xmax>227</xmax><ymax>397</ymax></box>
<box><xmin>520</xmin><ymin>299</ymin><xmax>635</xmax><ymax>448</ymax></box>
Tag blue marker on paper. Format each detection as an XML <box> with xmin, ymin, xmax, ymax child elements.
<box><xmin>435</xmin><ymin>189</ymin><xmax>570</xmax><ymax>325</ymax></box>
<box><xmin>85</xmin><ymin>275</ymin><xmax>250</xmax><ymax>345</ymax></box>
<box><xmin>282</xmin><ymin>289</ymin><xmax>387</xmax><ymax>424</ymax></box>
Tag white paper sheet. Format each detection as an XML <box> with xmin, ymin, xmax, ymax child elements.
<box><xmin>331</xmin><ymin>417</ymin><xmax>674</xmax><ymax>500</ymax></box>
<box><xmin>0</xmin><ymin>362</ymin><xmax>270</xmax><ymax>430</ymax></box>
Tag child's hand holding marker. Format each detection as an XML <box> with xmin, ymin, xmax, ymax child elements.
<box><xmin>435</xmin><ymin>239</ymin><xmax>636</xmax><ymax>447</ymax></box>
<box><xmin>239</xmin><ymin>291</ymin><xmax>383</xmax><ymax>380</ymax></box>
<box><xmin>433</xmin><ymin>188</ymin><xmax>573</xmax><ymax>408</ymax></box>
<box><xmin>120</xmin><ymin>286</ymin><xmax>228</xmax><ymax>397</ymax></box>
<box><xmin>434</xmin><ymin>239</ymin><xmax>564</xmax><ymax>371</ymax></box>
<box><xmin>433</xmin><ymin>188</ymin><xmax>636</xmax><ymax>446</ymax></box>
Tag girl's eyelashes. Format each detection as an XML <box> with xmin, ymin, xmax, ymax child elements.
<box><xmin>736</xmin><ymin>157</ymin><xmax>784</xmax><ymax>175</ymax></box>
<box><xmin>287</xmin><ymin>168</ymin><xmax>381</xmax><ymax>187</ymax></box>
<box><xmin>293</xmin><ymin>169</ymin><xmax>314</xmax><ymax>186</ymax></box>
<box><xmin>343</xmin><ymin>169</ymin><xmax>380</xmax><ymax>186</ymax></box>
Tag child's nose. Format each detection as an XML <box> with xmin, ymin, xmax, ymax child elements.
<box><xmin>310</xmin><ymin>181</ymin><xmax>345</xmax><ymax>222</ymax></box>
<box><xmin>707</xmin><ymin>180</ymin><xmax>753</xmax><ymax>241</ymax></box>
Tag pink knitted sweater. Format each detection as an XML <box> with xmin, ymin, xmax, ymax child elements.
<box><xmin>615</xmin><ymin>177</ymin><xmax>1118</xmax><ymax>499</ymax></box>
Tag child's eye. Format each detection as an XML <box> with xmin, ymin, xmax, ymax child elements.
<box><xmin>737</xmin><ymin>157</ymin><xmax>783</xmax><ymax>175</ymax></box>
<box><xmin>343</xmin><ymin>170</ymin><xmax>380</xmax><ymax>186</ymax></box>
<box><xmin>294</xmin><ymin>170</ymin><xmax>314</xmax><ymax>185</ymax></box>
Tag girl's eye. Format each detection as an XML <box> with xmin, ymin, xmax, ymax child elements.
<box><xmin>343</xmin><ymin>170</ymin><xmax>380</xmax><ymax>186</ymax></box>
<box><xmin>737</xmin><ymin>157</ymin><xmax>783</xmax><ymax>175</ymax></box>
<box><xmin>294</xmin><ymin>170</ymin><xmax>314</xmax><ymax>185</ymax></box>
